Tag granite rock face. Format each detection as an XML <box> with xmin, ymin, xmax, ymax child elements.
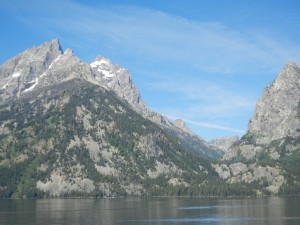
<box><xmin>0</xmin><ymin>39</ymin><xmax>63</xmax><ymax>100</ymax></box>
<box><xmin>91</xmin><ymin>55</ymin><xmax>148</xmax><ymax>115</ymax></box>
<box><xmin>215</xmin><ymin>61</ymin><xmax>300</xmax><ymax>195</ymax></box>
<box><xmin>248</xmin><ymin>61</ymin><xmax>300</xmax><ymax>141</ymax></box>
<box><xmin>0</xmin><ymin>39</ymin><xmax>100</xmax><ymax>101</ymax></box>
<box><xmin>208</xmin><ymin>136</ymin><xmax>240</xmax><ymax>153</ymax></box>
<box><xmin>224</xmin><ymin>61</ymin><xmax>300</xmax><ymax>161</ymax></box>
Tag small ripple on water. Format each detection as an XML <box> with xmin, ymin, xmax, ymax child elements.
<box><xmin>125</xmin><ymin>217</ymin><xmax>251</xmax><ymax>223</ymax></box>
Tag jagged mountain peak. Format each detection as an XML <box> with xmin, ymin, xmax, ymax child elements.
<box><xmin>0</xmin><ymin>38</ymin><xmax>63</xmax><ymax>75</ymax></box>
<box><xmin>285</xmin><ymin>60</ymin><xmax>298</xmax><ymax>69</ymax></box>
<box><xmin>0</xmin><ymin>39</ymin><xmax>223</xmax><ymax>160</ymax></box>
<box><xmin>0</xmin><ymin>39</ymin><xmax>65</xmax><ymax>100</ymax></box>
<box><xmin>48</xmin><ymin>38</ymin><xmax>63</xmax><ymax>53</ymax></box>
<box><xmin>0</xmin><ymin>39</ymin><xmax>227</xmax><ymax>198</ymax></box>
<box><xmin>63</xmin><ymin>48</ymin><xmax>74</xmax><ymax>57</ymax></box>
<box><xmin>215</xmin><ymin>61</ymin><xmax>300</xmax><ymax>195</ymax></box>
<box><xmin>270</xmin><ymin>60</ymin><xmax>300</xmax><ymax>90</ymax></box>
<box><xmin>29</xmin><ymin>38</ymin><xmax>63</xmax><ymax>58</ymax></box>
<box><xmin>247</xmin><ymin>60</ymin><xmax>300</xmax><ymax>141</ymax></box>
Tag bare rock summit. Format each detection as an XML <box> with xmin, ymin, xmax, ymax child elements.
<box><xmin>247</xmin><ymin>60</ymin><xmax>300</xmax><ymax>142</ymax></box>
<box><xmin>215</xmin><ymin>61</ymin><xmax>300</xmax><ymax>195</ymax></box>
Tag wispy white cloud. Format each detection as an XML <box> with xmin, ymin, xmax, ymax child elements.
<box><xmin>7</xmin><ymin>0</ymin><xmax>300</xmax><ymax>75</ymax></box>
<box><xmin>167</xmin><ymin>114</ymin><xmax>245</xmax><ymax>134</ymax></box>
<box><xmin>3</xmin><ymin>0</ymin><xmax>300</xmax><ymax>139</ymax></box>
<box><xmin>147</xmin><ymin>79</ymin><xmax>257</xmax><ymax>119</ymax></box>
<box><xmin>145</xmin><ymin>78</ymin><xmax>254</xmax><ymax>136</ymax></box>
<box><xmin>187</xmin><ymin>120</ymin><xmax>245</xmax><ymax>134</ymax></box>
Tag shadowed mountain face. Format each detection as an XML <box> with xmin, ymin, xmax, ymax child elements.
<box><xmin>214</xmin><ymin>61</ymin><xmax>300</xmax><ymax>195</ymax></box>
<box><xmin>0</xmin><ymin>39</ymin><xmax>231</xmax><ymax>198</ymax></box>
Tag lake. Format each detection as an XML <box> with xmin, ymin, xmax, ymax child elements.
<box><xmin>0</xmin><ymin>197</ymin><xmax>299</xmax><ymax>225</ymax></box>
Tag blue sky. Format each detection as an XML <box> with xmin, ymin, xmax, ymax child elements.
<box><xmin>1</xmin><ymin>0</ymin><xmax>300</xmax><ymax>140</ymax></box>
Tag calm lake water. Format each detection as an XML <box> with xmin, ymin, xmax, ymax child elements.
<box><xmin>0</xmin><ymin>197</ymin><xmax>299</xmax><ymax>225</ymax></box>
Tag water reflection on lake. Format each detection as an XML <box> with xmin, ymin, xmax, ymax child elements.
<box><xmin>0</xmin><ymin>197</ymin><xmax>299</xmax><ymax>225</ymax></box>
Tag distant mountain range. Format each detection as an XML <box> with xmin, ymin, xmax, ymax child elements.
<box><xmin>0</xmin><ymin>39</ymin><xmax>299</xmax><ymax>197</ymax></box>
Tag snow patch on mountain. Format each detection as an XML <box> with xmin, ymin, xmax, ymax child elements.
<box><xmin>12</xmin><ymin>72</ymin><xmax>21</xmax><ymax>78</ymax></box>
<box><xmin>48</xmin><ymin>55</ymin><xmax>62</xmax><ymax>70</ymax></box>
<box><xmin>90</xmin><ymin>57</ymin><xmax>111</xmax><ymax>68</ymax></box>
<box><xmin>24</xmin><ymin>78</ymin><xmax>39</xmax><ymax>92</ymax></box>
<box><xmin>1</xmin><ymin>82</ymin><xmax>9</xmax><ymax>89</ymax></box>
<box><xmin>90</xmin><ymin>56</ymin><xmax>116</xmax><ymax>79</ymax></box>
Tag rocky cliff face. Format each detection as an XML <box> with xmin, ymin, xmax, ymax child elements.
<box><xmin>0</xmin><ymin>39</ymin><xmax>62</xmax><ymax>100</ymax></box>
<box><xmin>0</xmin><ymin>39</ymin><xmax>98</xmax><ymax>101</ymax></box>
<box><xmin>248</xmin><ymin>61</ymin><xmax>300</xmax><ymax>142</ymax></box>
<box><xmin>208</xmin><ymin>136</ymin><xmax>240</xmax><ymax>153</ymax></box>
<box><xmin>91</xmin><ymin>55</ymin><xmax>148</xmax><ymax>115</ymax></box>
<box><xmin>224</xmin><ymin>61</ymin><xmax>300</xmax><ymax>161</ymax></box>
<box><xmin>214</xmin><ymin>61</ymin><xmax>300</xmax><ymax>195</ymax></box>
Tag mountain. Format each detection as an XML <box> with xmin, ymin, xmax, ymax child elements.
<box><xmin>167</xmin><ymin>119</ymin><xmax>223</xmax><ymax>158</ymax></box>
<box><xmin>0</xmin><ymin>39</ymin><xmax>94</xmax><ymax>99</ymax></box>
<box><xmin>0</xmin><ymin>39</ymin><xmax>221</xmax><ymax>160</ymax></box>
<box><xmin>208</xmin><ymin>136</ymin><xmax>240</xmax><ymax>153</ymax></box>
<box><xmin>0</xmin><ymin>78</ymin><xmax>216</xmax><ymax>198</ymax></box>
<box><xmin>214</xmin><ymin>61</ymin><xmax>300</xmax><ymax>195</ymax></box>
<box><xmin>89</xmin><ymin>52</ymin><xmax>222</xmax><ymax>159</ymax></box>
<box><xmin>0</xmin><ymin>39</ymin><xmax>241</xmax><ymax>198</ymax></box>
<box><xmin>247</xmin><ymin>61</ymin><xmax>300</xmax><ymax>142</ymax></box>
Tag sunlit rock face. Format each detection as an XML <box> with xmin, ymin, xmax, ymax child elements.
<box><xmin>247</xmin><ymin>61</ymin><xmax>300</xmax><ymax>142</ymax></box>
<box><xmin>215</xmin><ymin>61</ymin><xmax>300</xmax><ymax>195</ymax></box>
<box><xmin>208</xmin><ymin>136</ymin><xmax>240</xmax><ymax>153</ymax></box>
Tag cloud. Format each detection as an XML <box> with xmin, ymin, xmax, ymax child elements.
<box><xmin>186</xmin><ymin>119</ymin><xmax>245</xmax><ymax>134</ymax></box>
<box><xmin>145</xmin><ymin>78</ymin><xmax>254</xmax><ymax>136</ymax></box>
<box><xmin>3</xmin><ymin>0</ymin><xmax>300</xmax><ymax>139</ymax></box>
<box><xmin>7</xmin><ymin>0</ymin><xmax>300</xmax><ymax>75</ymax></box>
<box><xmin>167</xmin><ymin>114</ymin><xmax>245</xmax><ymax>134</ymax></box>
<box><xmin>147</xmin><ymin>79</ymin><xmax>257</xmax><ymax>119</ymax></box>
